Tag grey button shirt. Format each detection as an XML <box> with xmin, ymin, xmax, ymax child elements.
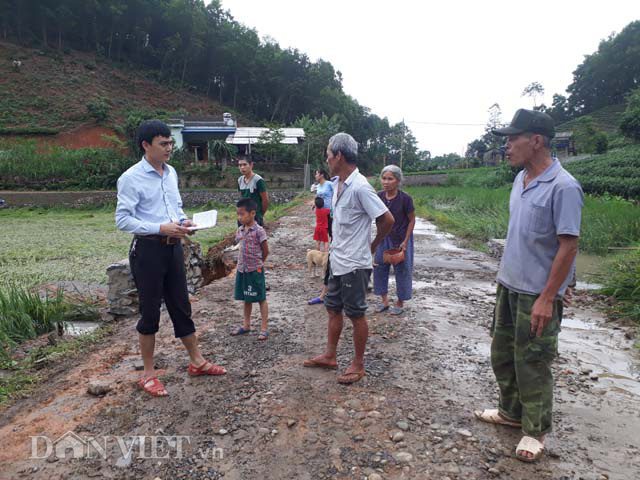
<box><xmin>330</xmin><ymin>168</ymin><xmax>389</xmax><ymax>276</ymax></box>
<box><xmin>497</xmin><ymin>160</ymin><xmax>584</xmax><ymax>297</ymax></box>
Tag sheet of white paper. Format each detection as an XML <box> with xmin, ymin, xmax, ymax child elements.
<box><xmin>188</xmin><ymin>209</ymin><xmax>217</xmax><ymax>231</ymax></box>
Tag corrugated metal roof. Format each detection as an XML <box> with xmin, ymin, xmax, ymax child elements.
<box><xmin>182</xmin><ymin>127</ymin><xmax>236</xmax><ymax>134</ymax></box>
<box><xmin>226</xmin><ymin>127</ymin><xmax>305</xmax><ymax>145</ymax></box>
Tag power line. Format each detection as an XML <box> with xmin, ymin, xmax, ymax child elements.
<box><xmin>405</xmin><ymin>120</ymin><xmax>485</xmax><ymax>127</ymax></box>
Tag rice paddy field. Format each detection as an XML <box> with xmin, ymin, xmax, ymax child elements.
<box><xmin>405</xmin><ymin>186</ymin><xmax>640</xmax><ymax>256</ymax></box>
<box><xmin>0</xmin><ymin>206</ymin><xmax>239</xmax><ymax>287</ymax></box>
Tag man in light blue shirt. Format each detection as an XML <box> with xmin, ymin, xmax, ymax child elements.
<box><xmin>116</xmin><ymin>120</ymin><xmax>227</xmax><ymax>397</ymax></box>
<box><xmin>474</xmin><ymin>109</ymin><xmax>584</xmax><ymax>463</ymax></box>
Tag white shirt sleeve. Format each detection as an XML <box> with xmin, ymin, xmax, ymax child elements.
<box><xmin>356</xmin><ymin>182</ymin><xmax>388</xmax><ymax>220</ymax></box>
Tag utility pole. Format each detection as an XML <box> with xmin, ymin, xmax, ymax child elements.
<box><xmin>303</xmin><ymin>141</ymin><xmax>310</xmax><ymax>192</ymax></box>
<box><xmin>399</xmin><ymin>118</ymin><xmax>404</xmax><ymax>169</ymax></box>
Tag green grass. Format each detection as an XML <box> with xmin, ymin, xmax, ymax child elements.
<box><xmin>0</xmin><ymin>285</ymin><xmax>64</xmax><ymax>357</ymax></box>
<box><xmin>0</xmin><ymin>325</ymin><xmax>111</xmax><ymax>406</ymax></box>
<box><xmin>406</xmin><ymin>186</ymin><xmax>510</xmax><ymax>251</ymax></box>
<box><xmin>404</xmin><ymin>167</ymin><xmax>495</xmax><ymax>176</ymax></box>
<box><xmin>600</xmin><ymin>248</ymin><xmax>640</xmax><ymax>324</ymax></box>
<box><xmin>405</xmin><ymin>186</ymin><xmax>640</xmax><ymax>255</ymax></box>
<box><xmin>407</xmin><ymin>184</ymin><xmax>640</xmax><ymax>325</ymax></box>
<box><xmin>0</xmin><ymin>194</ymin><xmax>306</xmax><ymax>288</ymax></box>
<box><xmin>0</xmin><ymin>205</ymin><xmax>238</xmax><ymax>287</ymax></box>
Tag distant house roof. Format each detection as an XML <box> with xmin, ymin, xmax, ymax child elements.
<box><xmin>554</xmin><ymin>131</ymin><xmax>573</xmax><ymax>139</ymax></box>
<box><xmin>168</xmin><ymin>115</ymin><xmax>237</xmax><ymax>141</ymax></box>
<box><xmin>226</xmin><ymin>127</ymin><xmax>305</xmax><ymax>145</ymax></box>
<box><xmin>168</xmin><ymin>114</ymin><xmax>236</xmax><ymax>132</ymax></box>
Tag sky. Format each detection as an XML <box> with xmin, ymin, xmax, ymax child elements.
<box><xmin>221</xmin><ymin>1</ymin><xmax>639</xmax><ymax>156</ymax></box>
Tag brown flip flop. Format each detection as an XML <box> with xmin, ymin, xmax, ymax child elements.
<box><xmin>303</xmin><ymin>358</ymin><xmax>338</xmax><ymax>370</ymax></box>
<box><xmin>337</xmin><ymin>370</ymin><xmax>365</xmax><ymax>384</ymax></box>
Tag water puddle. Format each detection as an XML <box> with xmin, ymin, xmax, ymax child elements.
<box><xmin>413</xmin><ymin>218</ymin><xmax>456</xmax><ymax>242</ymax></box>
<box><xmin>389</xmin><ymin>278</ymin><xmax>432</xmax><ymax>290</ymax></box>
<box><xmin>413</xmin><ymin>218</ymin><xmax>438</xmax><ymax>236</ymax></box>
<box><xmin>575</xmin><ymin>253</ymin><xmax>607</xmax><ymax>282</ymax></box>
<box><xmin>561</xmin><ymin>317</ymin><xmax>600</xmax><ymax>331</ymax></box>
<box><xmin>575</xmin><ymin>281</ymin><xmax>603</xmax><ymax>291</ymax></box>
<box><xmin>560</xmin><ymin>310</ymin><xmax>640</xmax><ymax>397</ymax></box>
<box><xmin>412</xmin><ymin>215</ymin><xmax>640</xmax><ymax>398</ymax></box>
<box><xmin>65</xmin><ymin>321</ymin><xmax>100</xmax><ymax>336</ymax></box>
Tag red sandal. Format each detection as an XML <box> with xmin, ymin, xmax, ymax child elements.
<box><xmin>138</xmin><ymin>376</ymin><xmax>168</xmax><ymax>397</ymax></box>
<box><xmin>188</xmin><ymin>361</ymin><xmax>227</xmax><ymax>376</ymax></box>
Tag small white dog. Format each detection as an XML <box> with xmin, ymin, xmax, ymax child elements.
<box><xmin>306</xmin><ymin>249</ymin><xmax>328</xmax><ymax>277</ymax></box>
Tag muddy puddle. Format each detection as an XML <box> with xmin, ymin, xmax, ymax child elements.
<box><xmin>575</xmin><ymin>252</ymin><xmax>608</xmax><ymax>281</ymax></box>
<box><xmin>409</xmin><ymin>215</ymin><xmax>640</xmax><ymax>479</ymax></box>
<box><xmin>560</xmin><ymin>311</ymin><xmax>640</xmax><ymax>397</ymax></box>
<box><xmin>411</xmin><ymin>216</ymin><xmax>640</xmax><ymax>401</ymax></box>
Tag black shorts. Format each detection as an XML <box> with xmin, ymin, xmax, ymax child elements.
<box><xmin>324</xmin><ymin>267</ymin><xmax>371</xmax><ymax>318</ymax></box>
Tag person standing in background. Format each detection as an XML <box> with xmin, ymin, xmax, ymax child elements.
<box><xmin>238</xmin><ymin>156</ymin><xmax>269</xmax><ymax>226</ymax></box>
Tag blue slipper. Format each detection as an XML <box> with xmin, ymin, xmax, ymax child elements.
<box><xmin>231</xmin><ymin>326</ymin><xmax>251</xmax><ymax>336</ymax></box>
<box><xmin>308</xmin><ymin>296</ymin><xmax>324</xmax><ymax>305</ymax></box>
<box><xmin>374</xmin><ymin>304</ymin><xmax>389</xmax><ymax>313</ymax></box>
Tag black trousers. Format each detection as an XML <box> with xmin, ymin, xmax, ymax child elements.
<box><xmin>129</xmin><ymin>238</ymin><xmax>195</xmax><ymax>338</ymax></box>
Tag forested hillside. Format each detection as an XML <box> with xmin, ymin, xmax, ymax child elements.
<box><xmin>0</xmin><ymin>0</ymin><xmax>426</xmax><ymax>172</ymax></box>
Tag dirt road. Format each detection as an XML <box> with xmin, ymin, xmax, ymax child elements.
<box><xmin>1</xmin><ymin>204</ymin><xmax>639</xmax><ymax>479</ymax></box>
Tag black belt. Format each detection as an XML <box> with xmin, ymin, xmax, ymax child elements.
<box><xmin>134</xmin><ymin>235</ymin><xmax>180</xmax><ymax>245</ymax></box>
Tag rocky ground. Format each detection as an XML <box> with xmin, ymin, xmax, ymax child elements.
<box><xmin>0</xmin><ymin>204</ymin><xmax>639</xmax><ymax>480</ymax></box>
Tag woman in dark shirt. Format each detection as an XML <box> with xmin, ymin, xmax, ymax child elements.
<box><xmin>373</xmin><ymin>165</ymin><xmax>416</xmax><ymax>315</ymax></box>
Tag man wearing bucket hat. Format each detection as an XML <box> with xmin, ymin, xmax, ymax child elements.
<box><xmin>474</xmin><ymin>109</ymin><xmax>584</xmax><ymax>462</ymax></box>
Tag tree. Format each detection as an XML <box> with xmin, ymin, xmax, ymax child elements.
<box><xmin>522</xmin><ymin>82</ymin><xmax>545</xmax><ymax>108</ymax></box>
<box><xmin>620</xmin><ymin>87</ymin><xmax>640</xmax><ymax>142</ymax></box>
<box><xmin>255</xmin><ymin>125</ymin><xmax>287</xmax><ymax>163</ymax></box>
<box><xmin>293</xmin><ymin>114</ymin><xmax>340</xmax><ymax>166</ymax></box>
<box><xmin>209</xmin><ymin>140</ymin><xmax>235</xmax><ymax>167</ymax></box>
<box><xmin>466</xmin><ymin>139</ymin><xmax>488</xmax><ymax>160</ymax></box>
<box><xmin>567</xmin><ymin>21</ymin><xmax>640</xmax><ymax>114</ymax></box>
<box><xmin>545</xmin><ymin>94</ymin><xmax>572</xmax><ymax>124</ymax></box>
<box><xmin>466</xmin><ymin>103</ymin><xmax>503</xmax><ymax>162</ymax></box>
<box><xmin>573</xmin><ymin>116</ymin><xmax>608</xmax><ymax>154</ymax></box>
<box><xmin>0</xmin><ymin>0</ymin><xmax>421</xmax><ymax>174</ymax></box>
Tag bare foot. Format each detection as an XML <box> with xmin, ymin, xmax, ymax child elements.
<box><xmin>303</xmin><ymin>354</ymin><xmax>337</xmax><ymax>369</ymax></box>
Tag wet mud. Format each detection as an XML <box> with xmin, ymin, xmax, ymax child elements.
<box><xmin>0</xmin><ymin>206</ymin><xmax>638</xmax><ymax>480</ymax></box>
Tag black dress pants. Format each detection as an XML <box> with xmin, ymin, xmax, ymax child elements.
<box><xmin>129</xmin><ymin>237</ymin><xmax>195</xmax><ymax>338</ymax></box>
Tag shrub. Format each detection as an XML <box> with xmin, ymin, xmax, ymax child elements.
<box><xmin>620</xmin><ymin>88</ymin><xmax>640</xmax><ymax>142</ymax></box>
<box><xmin>601</xmin><ymin>248</ymin><xmax>640</xmax><ymax>323</ymax></box>
<box><xmin>565</xmin><ymin>145</ymin><xmax>640</xmax><ymax>199</ymax></box>
<box><xmin>0</xmin><ymin>139</ymin><xmax>134</xmax><ymax>190</ymax></box>
<box><xmin>573</xmin><ymin>116</ymin><xmax>609</xmax><ymax>154</ymax></box>
<box><xmin>86</xmin><ymin>97</ymin><xmax>111</xmax><ymax>123</ymax></box>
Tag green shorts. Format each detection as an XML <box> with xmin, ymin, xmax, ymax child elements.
<box><xmin>234</xmin><ymin>270</ymin><xmax>266</xmax><ymax>303</ymax></box>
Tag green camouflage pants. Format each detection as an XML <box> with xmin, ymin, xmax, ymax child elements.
<box><xmin>490</xmin><ymin>283</ymin><xmax>562</xmax><ymax>437</ymax></box>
